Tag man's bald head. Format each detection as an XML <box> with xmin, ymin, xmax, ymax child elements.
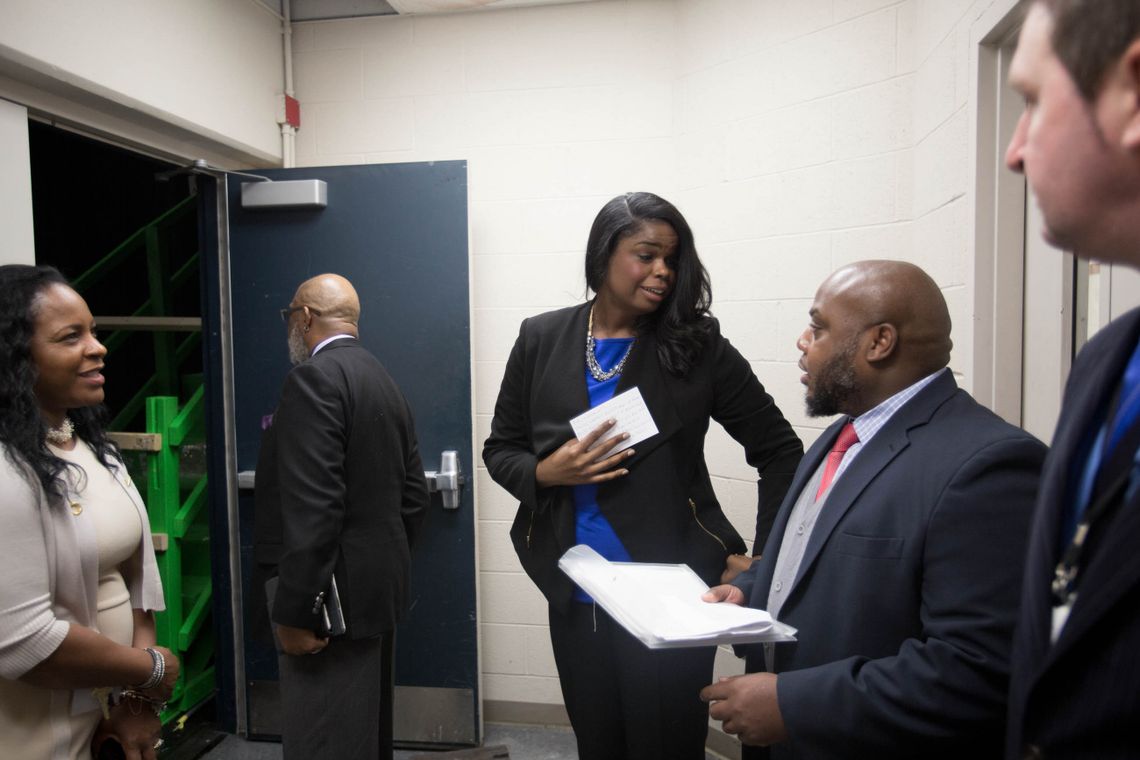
<box><xmin>821</xmin><ymin>260</ymin><xmax>952</xmax><ymax>375</ymax></box>
<box><xmin>293</xmin><ymin>273</ymin><xmax>361</xmax><ymax>325</ymax></box>
<box><xmin>287</xmin><ymin>274</ymin><xmax>362</xmax><ymax>358</ymax></box>
<box><xmin>799</xmin><ymin>261</ymin><xmax>952</xmax><ymax>417</ymax></box>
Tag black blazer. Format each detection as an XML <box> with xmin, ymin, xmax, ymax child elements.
<box><xmin>735</xmin><ymin>370</ymin><xmax>1046</xmax><ymax>759</ymax></box>
<box><xmin>1007</xmin><ymin>307</ymin><xmax>1140</xmax><ymax>759</ymax></box>
<box><xmin>483</xmin><ymin>302</ymin><xmax>802</xmax><ymax>612</ymax></box>
<box><xmin>254</xmin><ymin>338</ymin><xmax>429</xmax><ymax>639</ymax></box>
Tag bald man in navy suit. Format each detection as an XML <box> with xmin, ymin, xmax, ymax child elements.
<box><xmin>701</xmin><ymin>261</ymin><xmax>1045</xmax><ymax>759</ymax></box>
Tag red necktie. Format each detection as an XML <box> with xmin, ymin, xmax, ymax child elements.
<box><xmin>815</xmin><ymin>421</ymin><xmax>859</xmax><ymax>501</ymax></box>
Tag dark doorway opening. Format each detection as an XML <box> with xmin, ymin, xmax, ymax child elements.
<box><xmin>28</xmin><ymin>121</ymin><xmax>200</xmax><ymax>427</ymax></box>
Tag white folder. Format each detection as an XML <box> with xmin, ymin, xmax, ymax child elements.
<box><xmin>558</xmin><ymin>545</ymin><xmax>797</xmax><ymax>649</ymax></box>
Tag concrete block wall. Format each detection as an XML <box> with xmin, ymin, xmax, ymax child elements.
<box><xmin>290</xmin><ymin>0</ymin><xmax>986</xmax><ymax>710</ymax></box>
<box><xmin>673</xmin><ymin>0</ymin><xmax>914</xmax><ymax>476</ymax></box>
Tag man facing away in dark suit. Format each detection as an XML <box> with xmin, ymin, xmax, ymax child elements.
<box><xmin>254</xmin><ymin>273</ymin><xmax>429</xmax><ymax>759</ymax></box>
<box><xmin>700</xmin><ymin>260</ymin><xmax>1046</xmax><ymax>759</ymax></box>
<box><xmin>1004</xmin><ymin>2</ymin><xmax>1140</xmax><ymax>757</ymax></box>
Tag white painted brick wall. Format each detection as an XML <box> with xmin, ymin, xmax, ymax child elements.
<box><xmin>291</xmin><ymin>0</ymin><xmax>986</xmax><ymax>708</ymax></box>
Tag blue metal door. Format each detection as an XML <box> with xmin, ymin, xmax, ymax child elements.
<box><xmin>201</xmin><ymin>162</ymin><xmax>476</xmax><ymax>746</ymax></box>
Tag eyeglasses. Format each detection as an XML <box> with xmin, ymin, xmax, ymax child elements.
<box><xmin>280</xmin><ymin>305</ymin><xmax>322</xmax><ymax>322</ymax></box>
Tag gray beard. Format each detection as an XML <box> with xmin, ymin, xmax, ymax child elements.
<box><xmin>288</xmin><ymin>325</ymin><xmax>310</xmax><ymax>365</ymax></box>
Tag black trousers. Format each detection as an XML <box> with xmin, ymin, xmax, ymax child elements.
<box><xmin>549</xmin><ymin>602</ymin><xmax>715</xmax><ymax>760</ymax></box>
<box><xmin>278</xmin><ymin>632</ymin><xmax>394</xmax><ymax>760</ymax></box>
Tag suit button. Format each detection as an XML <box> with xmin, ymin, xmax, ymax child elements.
<box><xmin>773</xmin><ymin>581</ymin><xmax>783</xmax><ymax>592</ymax></box>
<box><xmin>1022</xmin><ymin>744</ymin><xmax>1043</xmax><ymax>760</ymax></box>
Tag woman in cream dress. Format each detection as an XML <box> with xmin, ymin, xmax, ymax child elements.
<box><xmin>0</xmin><ymin>265</ymin><xmax>178</xmax><ymax>760</ymax></box>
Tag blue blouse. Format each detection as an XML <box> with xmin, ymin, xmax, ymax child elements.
<box><xmin>572</xmin><ymin>337</ymin><xmax>634</xmax><ymax>602</ymax></box>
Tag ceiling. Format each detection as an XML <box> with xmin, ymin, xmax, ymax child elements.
<box><xmin>260</xmin><ymin>0</ymin><xmax>597</xmax><ymax>21</ymax></box>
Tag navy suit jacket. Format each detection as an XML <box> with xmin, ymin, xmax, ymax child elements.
<box><xmin>1007</xmin><ymin>307</ymin><xmax>1140</xmax><ymax>759</ymax></box>
<box><xmin>734</xmin><ymin>370</ymin><xmax>1046</xmax><ymax>759</ymax></box>
<box><xmin>253</xmin><ymin>338</ymin><xmax>429</xmax><ymax>639</ymax></box>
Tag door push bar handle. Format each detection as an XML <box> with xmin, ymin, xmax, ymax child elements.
<box><xmin>425</xmin><ymin>450</ymin><xmax>466</xmax><ymax>510</ymax></box>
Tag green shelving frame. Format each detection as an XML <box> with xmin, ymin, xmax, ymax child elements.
<box><xmin>71</xmin><ymin>193</ymin><xmax>215</xmax><ymax>725</ymax></box>
<box><xmin>145</xmin><ymin>390</ymin><xmax>215</xmax><ymax>722</ymax></box>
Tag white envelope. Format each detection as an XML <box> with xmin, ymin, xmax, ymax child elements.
<box><xmin>569</xmin><ymin>386</ymin><xmax>658</xmax><ymax>456</ymax></box>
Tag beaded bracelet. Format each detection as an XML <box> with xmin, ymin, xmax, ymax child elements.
<box><xmin>135</xmin><ymin>646</ymin><xmax>165</xmax><ymax>690</ymax></box>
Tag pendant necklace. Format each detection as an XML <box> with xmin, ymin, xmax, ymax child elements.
<box><xmin>586</xmin><ymin>306</ymin><xmax>635</xmax><ymax>382</ymax></box>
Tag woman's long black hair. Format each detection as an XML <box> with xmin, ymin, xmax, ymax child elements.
<box><xmin>584</xmin><ymin>192</ymin><xmax>713</xmax><ymax>377</ymax></box>
<box><xmin>0</xmin><ymin>264</ymin><xmax>119</xmax><ymax>498</ymax></box>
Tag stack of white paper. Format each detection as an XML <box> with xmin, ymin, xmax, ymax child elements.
<box><xmin>558</xmin><ymin>545</ymin><xmax>797</xmax><ymax>649</ymax></box>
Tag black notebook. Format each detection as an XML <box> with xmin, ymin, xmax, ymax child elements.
<box><xmin>265</xmin><ymin>574</ymin><xmax>347</xmax><ymax>637</ymax></box>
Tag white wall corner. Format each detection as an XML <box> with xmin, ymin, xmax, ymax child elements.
<box><xmin>0</xmin><ymin>98</ymin><xmax>35</xmax><ymax>264</ymax></box>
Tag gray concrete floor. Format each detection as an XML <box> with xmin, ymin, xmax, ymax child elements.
<box><xmin>200</xmin><ymin>723</ymin><xmax>579</xmax><ymax>759</ymax></box>
<box><xmin>198</xmin><ymin>723</ymin><xmax>726</xmax><ymax>759</ymax></box>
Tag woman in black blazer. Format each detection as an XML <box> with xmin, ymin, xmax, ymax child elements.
<box><xmin>483</xmin><ymin>192</ymin><xmax>802</xmax><ymax>760</ymax></box>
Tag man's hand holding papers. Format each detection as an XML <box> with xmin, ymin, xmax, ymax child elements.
<box><xmin>697</xmin><ymin>583</ymin><xmax>790</xmax><ymax>746</ymax></box>
<box><xmin>701</xmin><ymin>584</ymin><xmax>746</xmax><ymax>606</ymax></box>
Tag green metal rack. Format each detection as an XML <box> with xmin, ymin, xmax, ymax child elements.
<box><xmin>144</xmin><ymin>390</ymin><xmax>215</xmax><ymax>721</ymax></box>
<box><xmin>71</xmin><ymin>193</ymin><xmax>215</xmax><ymax>725</ymax></box>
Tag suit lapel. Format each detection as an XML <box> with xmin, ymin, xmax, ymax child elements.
<box><xmin>1036</xmin><ymin>320</ymin><xmax>1130</xmax><ymax>543</ymax></box>
<box><xmin>788</xmin><ymin>429</ymin><xmax>909</xmax><ymax>596</ymax></box>
<box><xmin>751</xmin><ymin>419</ymin><xmax>842</xmax><ymax>604</ymax></box>
<box><xmin>787</xmin><ymin>372</ymin><xmax>957</xmax><ymax>599</ymax></box>
<box><xmin>547</xmin><ymin>304</ymin><xmax>591</xmax><ymax>409</ymax></box>
<box><xmin>1037</xmin><ymin>309</ymin><xmax>1140</xmax><ymax>668</ymax></box>
<box><xmin>1018</xmin><ymin>322</ymin><xmax>1122</xmax><ymax>674</ymax></box>
<box><xmin>615</xmin><ymin>329</ymin><xmax>681</xmax><ymax>464</ymax></box>
<box><xmin>530</xmin><ymin>305</ymin><xmax>592</xmax><ymax>458</ymax></box>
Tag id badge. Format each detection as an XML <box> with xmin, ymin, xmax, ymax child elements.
<box><xmin>1051</xmin><ymin>599</ymin><xmax>1074</xmax><ymax>644</ymax></box>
